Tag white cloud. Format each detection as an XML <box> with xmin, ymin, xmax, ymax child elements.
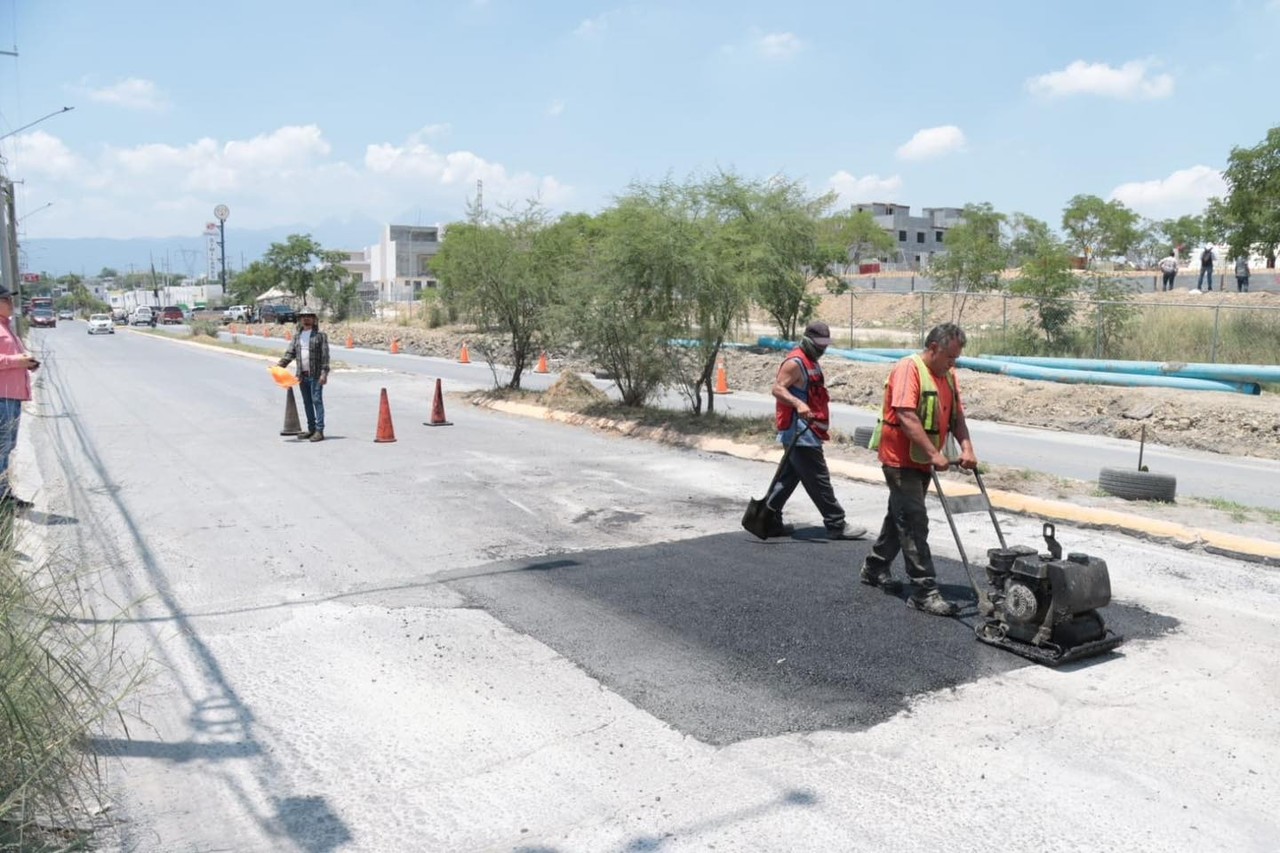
<box><xmin>546</xmin><ymin>99</ymin><xmax>565</xmax><ymax>117</ymax></box>
<box><xmin>1109</xmin><ymin>165</ymin><xmax>1226</xmax><ymax>218</ymax></box>
<box><xmin>86</xmin><ymin>77</ymin><xmax>168</xmax><ymax>110</ymax></box>
<box><xmin>9</xmin><ymin>125</ymin><xmax>569</xmax><ymax>239</ymax></box>
<box><xmin>1026</xmin><ymin>59</ymin><xmax>1174</xmax><ymax>100</ymax></box>
<box><xmin>754</xmin><ymin>32</ymin><xmax>803</xmax><ymax>60</ymax></box>
<box><xmin>826</xmin><ymin>171</ymin><xmax>903</xmax><ymax>205</ymax></box>
<box><xmin>574</xmin><ymin>12</ymin><xmax>613</xmax><ymax>37</ymax></box>
<box><xmin>896</xmin><ymin>125</ymin><xmax>966</xmax><ymax>161</ymax></box>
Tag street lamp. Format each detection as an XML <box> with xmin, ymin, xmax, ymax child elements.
<box><xmin>0</xmin><ymin>106</ymin><xmax>74</xmax><ymax>144</ymax></box>
<box><xmin>17</xmin><ymin>201</ymin><xmax>51</xmax><ymax>225</ymax></box>
<box><xmin>214</xmin><ymin>204</ymin><xmax>229</xmax><ymax>292</ymax></box>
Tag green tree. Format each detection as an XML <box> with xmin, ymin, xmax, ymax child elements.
<box><xmin>98</xmin><ymin>267</ymin><xmax>119</xmax><ymax>279</ymax></box>
<box><xmin>931</xmin><ymin>203</ymin><xmax>1009</xmax><ymax>323</ymax></box>
<box><xmin>1208</xmin><ymin>126</ymin><xmax>1280</xmax><ymax>268</ymax></box>
<box><xmin>1010</xmin><ymin>237</ymin><xmax>1077</xmax><ymax>351</ymax></box>
<box><xmin>1005</xmin><ymin>212</ymin><xmax>1054</xmax><ymax>267</ymax></box>
<box><xmin>1159</xmin><ymin>214</ymin><xmax>1207</xmax><ymax>262</ymax></box>
<box><xmin>229</xmin><ymin>260</ymin><xmax>278</xmax><ymax>305</ymax></box>
<box><xmin>820</xmin><ymin>208</ymin><xmax>896</xmax><ymax>297</ymax></box>
<box><xmin>311</xmin><ymin>273</ymin><xmax>361</xmax><ymax>322</ymax></box>
<box><xmin>431</xmin><ymin>202</ymin><xmax>569</xmax><ymax>389</ymax></box>
<box><xmin>1061</xmin><ymin>194</ymin><xmax>1141</xmax><ymax>264</ymax></box>
<box><xmin>263</xmin><ymin>234</ymin><xmax>347</xmax><ymax>306</ymax></box>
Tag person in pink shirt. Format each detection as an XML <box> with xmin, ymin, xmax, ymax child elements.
<box><xmin>0</xmin><ymin>286</ymin><xmax>39</xmax><ymax>509</ymax></box>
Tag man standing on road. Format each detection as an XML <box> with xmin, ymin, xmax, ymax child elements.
<box><xmin>859</xmin><ymin>323</ymin><xmax>977</xmax><ymax>616</ymax></box>
<box><xmin>277</xmin><ymin>308</ymin><xmax>330</xmax><ymax>442</ymax></box>
<box><xmin>1158</xmin><ymin>251</ymin><xmax>1179</xmax><ymax>292</ymax></box>
<box><xmin>1234</xmin><ymin>255</ymin><xmax>1250</xmax><ymax>292</ymax></box>
<box><xmin>1197</xmin><ymin>245</ymin><xmax>1216</xmax><ymax>292</ymax></box>
<box><xmin>764</xmin><ymin>320</ymin><xmax>867</xmax><ymax>540</ymax></box>
<box><xmin>0</xmin><ymin>286</ymin><xmax>39</xmax><ymax>509</ymax></box>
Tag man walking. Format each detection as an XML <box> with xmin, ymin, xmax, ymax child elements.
<box><xmin>1197</xmin><ymin>245</ymin><xmax>1215</xmax><ymax>292</ymax></box>
<box><xmin>0</xmin><ymin>286</ymin><xmax>39</xmax><ymax>509</ymax></box>
<box><xmin>277</xmin><ymin>308</ymin><xmax>330</xmax><ymax>441</ymax></box>
<box><xmin>859</xmin><ymin>323</ymin><xmax>977</xmax><ymax>616</ymax></box>
<box><xmin>1158</xmin><ymin>251</ymin><xmax>1179</xmax><ymax>292</ymax></box>
<box><xmin>1234</xmin><ymin>256</ymin><xmax>1250</xmax><ymax>292</ymax></box>
<box><xmin>763</xmin><ymin>320</ymin><xmax>866</xmax><ymax>540</ymax></box>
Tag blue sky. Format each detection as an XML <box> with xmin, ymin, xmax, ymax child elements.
<box><xmin>2</xmin><ymin>0</ymin><xmax>1278</xmax><ymax>245</ymax></box>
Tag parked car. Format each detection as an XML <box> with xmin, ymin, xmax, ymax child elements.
<box><xmin>87</xmin><ymin>313</ymin><xmax>114</xmax><ymax>335</ymax></box>
<box><xmin>222</xmin><ymin>305</ymin><xmax>253</xmax><ymax>323</ymax></box>
<box><xmin>58</xmin><ymin>309</ymin><xmax>75</xmax><ymax>320</ymax></box>
<box><xmin>130</xmin><ymin>307</ymin><xmax>156</xmax><ymax>327</ymax></box>
<box><xmin>259</xmin><ymin>304</ymin><xmax>298</xmax><ymax>324</ymax></box>
<box><xmin>111</xmin><ymin>309</ymin><xmax>129</xmax><ymax>325</ymax></box>
<box><xmin>158</xmin><ymin>306</ymin><xmax>185</xmax><ymax>325</ymax></box>
<box><xmin>29</xmin><ymin>308</ymin><xmax>56</xmax><ymax>328</ymax></box>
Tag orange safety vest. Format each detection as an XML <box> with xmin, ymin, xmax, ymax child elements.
<box><xmin>775</xmin><ymin>347</ymin><xmax>830</xmax><ymax>441</ymax></box>
<box><xmin>870</xmin><ymin>353</ymin><xmax>958</xmax><ymax>464</ymax></box>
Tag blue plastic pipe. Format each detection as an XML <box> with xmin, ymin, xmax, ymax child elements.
<box><xmin>756</xmin><ymin>338</ymin><xmax>897</xmax><ymax>363</ymax></box>
<box><xmin>977</xmin><ymin>355</ymin><xmax>1280</xmax><ymax>385</ymax></box>
<box><xmin>960</xmin><ymin>357</ymin><xmax>1260</xmax><ymax>395</ymax></box>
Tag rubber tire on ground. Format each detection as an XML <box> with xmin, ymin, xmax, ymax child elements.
<box><xmin>852</xmin><ymin>426</ymin><xmax>875</xmax><ymax>449</ymax></box>
<box><xmin>1097</xmin><ymin>467</ymin><xmax>1177</xmax><ymax>502</ymax></box>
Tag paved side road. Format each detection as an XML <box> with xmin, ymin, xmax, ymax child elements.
<box><xmin>21</xmin><ymin>326</ymin><xmax>1280</xmax><ymax>851</ymax></box>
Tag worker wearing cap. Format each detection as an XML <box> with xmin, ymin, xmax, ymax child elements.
<box><xmin>277</xmin><ymin>308</ymin><xmax>330</xmax><ymax>442</ymax></box>
<box><xmin>764</xmin><ymin>320</ymin><xmax>867</xmax><ymax>540</ymax></box>
<box><xmin>0</xmin><ymin>285</ymin><xmax>39</xmax><ymax>509</ymax></box>
<box><xmin>860</xmin><ymin>322</ymin><xmax>977</xmax><ymax>616</ymax></box>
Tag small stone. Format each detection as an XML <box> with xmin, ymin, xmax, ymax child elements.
<box><xmin>1123</xmin><ymin>405</ymin><xmax>1155</xmax><ymax>420</ymax></box>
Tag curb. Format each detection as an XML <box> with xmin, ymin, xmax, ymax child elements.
<box><xmin>476</xmin><ymin>397</ymin><xmax>1280</xmax><ymax>567</ymax></box>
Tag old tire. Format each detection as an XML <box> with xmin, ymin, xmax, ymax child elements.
<box><xmin>852</xmin><ymin>426</ymin><xmax>875</xmax><ymax>449</ymax></box>
<box><xmin>1098</xmin><ymin>467</ymin><xmax>1176</xmax><ymax>502</ymax></box>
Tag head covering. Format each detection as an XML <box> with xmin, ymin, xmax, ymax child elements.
<box><xmin>0</xmin><ymin>286</ymin><xmax>12</xmax><ymax>300</ymax></box>
<box><xmin>803</xmin><ymin>320</ymin><xmax>831</xmax><ymax>346</ymax></box>
<box><xmin>298</xmin><ymin>308</ymin><xmax>317</xmax><ymax>318</ymax></box>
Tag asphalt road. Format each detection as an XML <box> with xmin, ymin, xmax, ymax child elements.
<box><xmin>186</xmin><ymin>325</ymin><xmax>1280</xmax><ymax>511</ymax></box>
<box><xmin>19</xmin><ymin>321</ymin><xmax>1280</xmax><ymax>852</ymax></box>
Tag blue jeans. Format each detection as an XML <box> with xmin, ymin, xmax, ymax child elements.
<box><xmin>0</xmin><ymin>398</ymin><xmax>22</xmax><ymax>496</ymax></box>
<box><xmin>1197</xmin><ymin>266</ymin><xmax>1214</xmax><ymax>290</ymax></box>
<box><xmin>299</xmin><ymin>373</ymin><xmax>325</xmax><ymax>432</ymax></box>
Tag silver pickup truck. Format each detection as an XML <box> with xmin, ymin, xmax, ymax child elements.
<box><xmin>222</xmin><ymin>305</ymin><xmax>252</xmax><ymax>323</ymax></box>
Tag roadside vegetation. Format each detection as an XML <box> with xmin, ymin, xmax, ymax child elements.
<box><xmin>1</xmin><ymin>531</ymin><xmax>141</xmax><ymax>850</ymax></box>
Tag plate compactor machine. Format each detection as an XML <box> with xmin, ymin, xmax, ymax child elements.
<box><xmin>932</xmin><ymin>469</ymin><xmax>1124</xmax><ymax>666</ymax></box>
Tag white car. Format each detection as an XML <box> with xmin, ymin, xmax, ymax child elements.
<box><xmin>130</xmin><ymin>307</ymin><xmax>155</xmax><ymax>326</ymax></box>
<box><xmin>87</xmin><ymin>313</ymin><xmax>114</xmax><ymax>335</ymax></box>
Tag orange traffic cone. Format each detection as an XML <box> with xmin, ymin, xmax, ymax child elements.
<box><xmin>535</xmin><ymin>351</ymin><xmax>549</xmax><ymax>374</ymax></box>
<box><xmin>375</xmin><ymin>388</ymin><xmax>397</xmax><ymax>443</ymax></box>
<box><xmin>264</xmin><ymin>325</ymin><xmax>272</xmax><ymax>339</ymax></box>
<box><xmin>285</xmin><ymin>328</ymin><xmax>292</xmax><ymax>342</ymax></box>
<box><xmin>280</xmin><ymin>387</ymin><xmax>302</xmax><ymax>436</ymax></box>
<box><xmin>714</xmin><ymin>358</ymin><xmax>732</xmax><ymax>394</ymax></box>
<box><xmin>345</xmin><ymin>331</ymin><xmax>354</xmax><ymax>349</ymax></box>
<box><xmin>229</xmin><ymin>323</ymin><xmax>237</xmax><ymax>334</ymax></box>
<box><xmin>459</xmin><ymin>342</ymin><xmax>471</xmax><ymax>364</ymax></box>
<box><xmin>424</xmin><ymin>378</ymin><xmax>452</xmax><ymax>427</ymax></box>
<box><xmin>390</xmin><ymin>338</ymin><xmax>400</xmax><ymax>355</ymax></box>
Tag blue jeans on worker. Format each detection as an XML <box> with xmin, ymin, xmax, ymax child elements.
<box><xmin>1197</xmin><ymin>265</ymin><xmax>1214</xmax><ymax>290</ymax></box>
<box><xmin>0</xmin><ymin>398</ymin><xmax>22</xmax><ymax>497</ymax></box>
<box><xmin>299</xmin><ymin>372</ymin><xmax>325</xmax><ymax>433</ymax></box>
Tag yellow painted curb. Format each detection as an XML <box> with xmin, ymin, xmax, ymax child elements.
<box><xmin>479</xmin><ymin>397</ymin><xmax>1280</xmax><ymax>565</ymax></box>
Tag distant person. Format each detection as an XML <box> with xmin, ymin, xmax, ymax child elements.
<box><xmin>1158</xmin><ymin>251</ymin><xmax>1179</xmax><ymax>291</ymax></box>
<box><xmin>860</xmin><ymin>323</ymin><xmax>977</xmax><ymax>617</ymax></box>
<box><xmin>762</xmin><ymin>320</ymin><xmax>867</xmax><ymax>540</ymax></box>
<box><xmin>1234</xmin><ymin>256</ymin><xmax>1250</xmax><ymax>292</ymax></box>
<box><xmin>276</xmin><ymin>308</ymin><xmax>330</xmax><ymax>442</ymax></box>
<box><xmin>1197</xmin><ymin>246</ymin><xmax>1216</xmax><ymax>291</ymax></box>
<box><xmin>0</xmin><ymin>286</ymin><xmax>39</xmax><ymax>510</ymax></box>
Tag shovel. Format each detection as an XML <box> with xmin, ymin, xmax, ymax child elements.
<box><xmin>741</xmin><ymin>420</ymin><xmax>811</xmax><ymax>540</ymax></box>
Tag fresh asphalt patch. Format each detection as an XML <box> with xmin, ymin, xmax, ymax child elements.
<box><xmin>452</xmin><ymin>531</ymin><xmax>1177</xmax><ymax>745</ymax></box>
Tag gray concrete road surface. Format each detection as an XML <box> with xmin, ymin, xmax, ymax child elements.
<box><xmin>17</xmin><ymin>324</ymin><xmax>1280</xmax><ymax>852</ymax></box>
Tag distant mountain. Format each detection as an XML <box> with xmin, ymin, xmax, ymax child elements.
<box><xmin>22</xmin><ymin>216</ymin><xmax>391</xmax><ymax>278</ymax></box>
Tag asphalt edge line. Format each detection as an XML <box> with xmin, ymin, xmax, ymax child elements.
<box><xmin>476</xmin><ymin>397</ymin><xmax>1279</xmax><ymax>567</ymax></box>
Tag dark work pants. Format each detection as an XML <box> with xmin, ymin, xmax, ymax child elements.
<box><xmin>766</xmin><ymin>446</ymin><xmax>846</xmax><ymax>530</ymax></box>
<box><xmin>861</xmin><ymin>466</ymin><xmax>938</xmax><ymax>590</ymax></box>
<box><xmin>1237</xmin><ymin>276</ymin><xmax>1249</xmax><ymax>292</ymax></box>
<box><xmin>1197</xmin><ymin>266</ymin><xmax>1214</xmax><ymax>290</ymax></box>
<box><xmin>1161</xmin><ymin>270</ymin><xmax>1176</xmax><ymax>291</ymax></box>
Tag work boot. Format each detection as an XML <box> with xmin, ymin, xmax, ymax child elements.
<box><xmin>296</xmin><ymin>431</ymin><xmax>314</xmax><ymax>440</ymax></box>
<box><xmin>826</xmin><ymin>522</ymin><xmax>867</xmax><ymax>540</ymax></box>
<box><xmin>908</xmin><ymin>588</ymin><xmax>958</xmax><ymax>617</ymax></box>
<box><xmin>859</xmin><ymin>566</ymin><xmax>903</xmax><ymax>593</ymax></box>
<box><xmin>309</xmin><ymin>431</ymin><xmax>325</xmax><ymax>442</ymax></box>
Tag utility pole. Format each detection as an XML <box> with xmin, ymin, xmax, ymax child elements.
<box><xmin>214</xmin><ymin>204</ymin><xmax>229</xmax><ymax>292</ymax></box>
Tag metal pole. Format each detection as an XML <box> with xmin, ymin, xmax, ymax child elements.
<box><xmin>1002</xmin><ymin>293</ymin><xmax>1008</xmax><ymax>339</ymax></box>
<box><xmin>920</xmin><ymin>293</ymin><xmax>927</xmax><ymax>345</ymax></box>
<box><xmin>1210</xmin><ymin>304</ymin><xmax>1221</xmax><ymax>363</ymax></box>
<box><xmin>219</xmin><ymin>220</ymin><xmax>227</xmax><ymax>292</ymax></box>
<box><xmin>1095</xmin><ymin>302</ymin><xmax>1103</xmax><ymax>358</ymax></box>
<box><xmin>849</xmin><ymin>290</ymin><xmax>854</xmax><ymax>347</ymax></box>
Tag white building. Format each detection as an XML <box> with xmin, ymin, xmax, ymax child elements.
<box><xmin>107</xmin><ymin>281</ymin><xmax>225</xmax><ymax>313</ymax></box>
<box><xmin>342</xmin><ymin>224</ymin><xmax>443</xmax><ymax>304</ymax></box>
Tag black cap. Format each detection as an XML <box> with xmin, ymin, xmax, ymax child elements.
<box><xmin>803</xmin><ymin>320</ymin><xmax>831</xmax><ymax>346</ymax></box>
<box><xmin>0</xmin><ymin>286</ymin><xmax>12</xmax><ymax>300</ymax></box>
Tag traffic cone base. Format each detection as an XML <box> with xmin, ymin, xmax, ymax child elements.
<box><xmin>390</xmin><ymin>338</ymin><xmax>400</xmax><ymax>355</ymax></box>
<box><xmin>345</xmin><ymin>333</ymin><xmax>354</xmax><ymax>349</ymax></box>
<box><xmin>424</xmin><ymin>378</ymin><xmax>453</xmax><ymax>427</ymax></box>
<box><xmin>280</xmin><ymin>387</ymin><xmax>302</xmax><ymax>436</ymax></box>
<box><xmin>375</xmin><ymin>388</ymin><xmax>397</xmax><ymax>442</ymax></box>
<box><xmin>535</xmin><ymin>351</ymin><xmax>549</xmax><ymax>374</ymax></box>
<box><xmin>459</xmin><ymin>342</ymin><xmax>471</xmax><ymax>364</ymax></box>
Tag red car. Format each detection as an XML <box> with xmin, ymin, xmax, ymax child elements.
<box><xmin>158</xmin><ymin>306</ymin><xmax>185</xmax><ymax>325</ymax></box>
<box><xmin>29</xmin><ymin>308</ymin><xmax>56</xmax><ymax>328</ymax></box>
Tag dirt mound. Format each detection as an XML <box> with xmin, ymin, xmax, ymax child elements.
<box><xmin>542</xmin><ymin>372</ymin><xmax>610</xmax><ymax>411</ymax></box>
